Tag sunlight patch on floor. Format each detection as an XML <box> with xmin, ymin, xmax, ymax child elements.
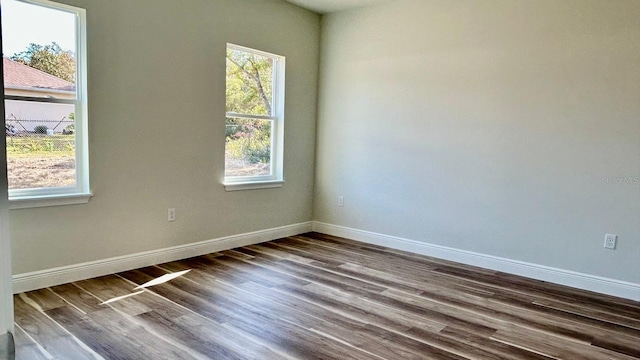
<box><xmin>134</xmin><ymin>270</ymin><xmax>191</xmax><ymax>290</ymax></box>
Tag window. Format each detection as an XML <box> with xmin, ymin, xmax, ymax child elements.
<box><xmin>224</xmin><ymin>44</ymin><xmax>285</xmax><ymax>191</ymax></box>
<box><xmin>2</xmin><ymin>0</ymin><xmax>90</xmax><ymax>208</ymax></box>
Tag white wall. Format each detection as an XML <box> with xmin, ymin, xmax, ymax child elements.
<box><xmin>315</xmin><ymin>0</ymin><xmax>640</xmax><ymax>284</ymax></box>
<box><xmin>10</xmin><ymin>0</ymin><xmax>320</xmax><ymax>275</ymax></box>
<box><xmin>0</xmin><ymin>155</ymin><xmax>11</xmax><ymax>338</ymax></box>
<box><xmin>0</xmin><ymin>30</ymin><xmax>14</xmax><ymax>335</ymax></box>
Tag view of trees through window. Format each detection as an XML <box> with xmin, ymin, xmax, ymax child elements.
<box><xmin>225</xmin><ymin>46</ymin><xmax>277</xmax><ymax>178</ymax></box>
<box><xmin>3</xmin><ymin>0</ymin><xmax>78</xmax><ymax>191</ymax></box>
<box><xmin>11</xmin><ymin>42</ymin><xmax>76</xmax><ymax>83</ymax></box>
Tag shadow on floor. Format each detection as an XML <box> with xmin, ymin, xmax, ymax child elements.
<box><xmin>0</xmin><ymin>332</ymin><xmax>14</xmax><ymax>360</ymax></box>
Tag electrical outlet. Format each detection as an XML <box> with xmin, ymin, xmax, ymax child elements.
<box><xmin>168</xmin><ymin>208</ymin><xmax>176</xmax><ymax>222</ymax></box>
<box><xmin>338</xmin><ymin>196</ymin><xmax>344</xmax><ymax>207</ymax></box>
<box><xmin>604</xmin><ymin>234</ymin><xmax>617</xmax><ymax>250</ymax></box>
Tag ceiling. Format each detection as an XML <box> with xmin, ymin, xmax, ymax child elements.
<box><xmin>285</xmin><ymin>0</ymin><xmax>390</xmax><ymax>14</ymax></box>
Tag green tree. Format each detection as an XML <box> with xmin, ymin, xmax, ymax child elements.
<box><xmin>11</xmin><ymin>42</ymin><xmax>76</xmax><ymax>83</ymax></box>
<box><xmin>226</xmin><ymin>49</ymin><xmax>273</xmax><ymax>116</ymax></box>
<box><xmin>225</xmin><ymin>49</ymin><xmax>274</xmax><ymax>165</ymax></box>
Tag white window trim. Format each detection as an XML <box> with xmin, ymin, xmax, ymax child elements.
<box><xmin>224</xmin><ymin>180</ymin><xmax>284</xmax><ymax>192</ymax></box>
<box><xmin>224</xmin><ymin>44</ymin><xmax>285</xmax><ymax>191</ymax></box>
<box><xmin>9</xmin><ymin>192</ymin><xmax>92</xmax><ymax>210</ymax></box>
<box><xmin>6</xmin><ymin>0</ymin><xmax>91</xmax><ymax>208</ymax></box>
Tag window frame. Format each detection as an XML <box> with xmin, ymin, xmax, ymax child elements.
<box><xmin>223</xmin><ymin>43</ymin><xmax>285</xmax><ymax>191</ymax></box>
<box><xmin>4</xmin><ymin>0</ymin><xmax>91</xmax><ymax>208</ymax></box>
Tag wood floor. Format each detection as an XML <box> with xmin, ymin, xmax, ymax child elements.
<box><xmin>12</xmin><ymin>232</ymin><xmax>640</xmax><ymax>360</ymax></box>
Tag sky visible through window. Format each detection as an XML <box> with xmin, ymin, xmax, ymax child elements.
<box><xmin>1</xmin><ymin>0</ymin><xmax>75</xmax><ymax>57</ymax></box>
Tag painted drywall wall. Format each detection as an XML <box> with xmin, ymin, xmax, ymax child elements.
<box><xmin>0</xmin><ymin>133</ymin><xmax>12</xmax><ymax>335</ymax></box>
<box><xmin>0</xmin><ymin>116</ymin><xmax>11</xmax><ymax>335</ymax></box>
<box><xmin>0</xmin><ymin>28</ymin><xmax>14</xmax><ymax>334</ymax></box>
<box><xmin>10</xmin><ymin>0</ymin><xmax>320</xmax><ymax>274</ymax></box>
<box><xmin>315</xmin><ymin>0</ymin><xmax>640</xmax><ymax>283</ymax></box>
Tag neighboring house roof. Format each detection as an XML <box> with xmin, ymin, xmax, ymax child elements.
<box><xmin>3</xmin><ymin>57</ymin><xmax>75</xmax><ymax>92</ymax></box>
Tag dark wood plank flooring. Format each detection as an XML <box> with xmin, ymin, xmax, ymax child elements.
<box><xmin>13</xmin><ymin>232</ymin><xmax>640</xmax><ymax>359</ymax></box>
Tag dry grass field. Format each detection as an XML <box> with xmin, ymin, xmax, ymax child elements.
<box><xmin>6</xmin><ymin>135</ymin><xmax>76</xmax><ymax>189</ymax></box>
<box><xmin>7</xmin><ymin>156</ymin><xmax>76</xmax><ymax>189</ymax></box>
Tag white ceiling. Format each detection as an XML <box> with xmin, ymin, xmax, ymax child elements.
<box><xmin>285</xmin><ymin>0</ymin><xmax>390</xmax><ymax>14</ymax></box>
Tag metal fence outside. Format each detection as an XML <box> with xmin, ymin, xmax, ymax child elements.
<box><xmin>6</xmin><ymin>117</ymin><xmax>74</xmax><ymax>135</ymax></box>
<box><xmin>6</xmin><ymin>118</ymin><xmax>76</xmax><ymax>154</ymax></box>
<box><xmin>5</xmin><ymin>118</ymin><xmax>77</xmax><ymax>190</ymax></box>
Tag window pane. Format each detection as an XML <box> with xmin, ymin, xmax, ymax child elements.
<box><xmin>226</xmin><ymin>48</ymin><xmax>274</xmax><ymax>116</ymax></box>
<box><xmin>225</xmin><ymin>117</ymin><xmax>272</xmax><ymax>177</ymax></box>
<box><xmin>3</xmin><ymin>0</ymin><xmax>81</xmax><ymax>192</ymax></box>
<box><xmin>5</xmin><ymin>99</ymin><xmax>76</xmax><ymax>189</ymax></box>
<box><xmin>2</xmin><ymin>0</ymin><xmax>77</xmax><ymax>99</ymax></box>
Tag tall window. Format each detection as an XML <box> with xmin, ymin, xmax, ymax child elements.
<box><xmin>225</xmin><ymin>44</ymin><xmax>285</xmax><ymax>190</ymax></box>
<box><xmin>2</xmin><ymin>0</ymin><xmax>89</xmax><ymax>207</ymax></box>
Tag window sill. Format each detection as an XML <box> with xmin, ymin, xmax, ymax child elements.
<box><xmin>9</xmin><ymin>193</ymin><xmax>93</xmax><ymax>210</ymax></box>
<box><xmin>224</xmin><ymin>180</ymin><xmax>284</xmax><ymax>192</ymax></box>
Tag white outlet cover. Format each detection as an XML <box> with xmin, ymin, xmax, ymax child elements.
<box><xmin>604</xmin><ymin>234</ymin><xmax>617</xmax><ymax>250</ymax></box>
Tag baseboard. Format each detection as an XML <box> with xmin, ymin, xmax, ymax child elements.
<box><xmin>12</xmin><ymin>222</ymin><xmax>313</xmax><ymax>294</ymax></box>
<box><xmin>14</xmin><ymin>220</ymin><xmax>639</xmax><ymax>301</ymax></box>
<box><xmin>312</xmin><ymin>222</ymin><xmax>640</xmax><ymax>302</ymax></box>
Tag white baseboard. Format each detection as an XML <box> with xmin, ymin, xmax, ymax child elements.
<box><xmin>13</xmin><ymin>222</ymin><xmax>313</xmax><ymax>294</ymax></box>
<box><xmin>312</xmin><ymin>222</ymin><xmax>640</xmax><ymax>302</ymax></box>
<box><xmin>14</xmin><ymin>220</ymin><xmax>639</xmax><ymax>302</ymax></box>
